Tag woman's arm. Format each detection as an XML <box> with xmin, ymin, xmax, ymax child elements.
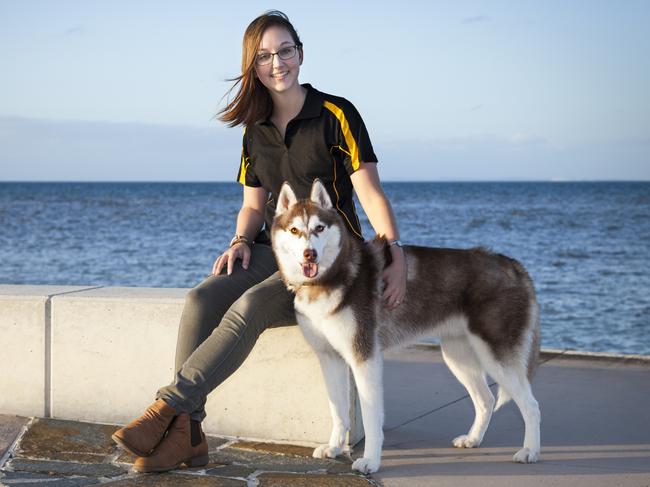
<box><xmin>212</xmin><ymin>185</ymin><xmax>268</xmax><ymax>276</ymax></box>
<box><xmin>234</xmin><ymin>185</ymin><xmax>267</xmax><ymax>241</ymax></box>
<box><xmin>350</xmin><ymin>162</ymin><xmax>407</xmax><ymax>308</ymax></box>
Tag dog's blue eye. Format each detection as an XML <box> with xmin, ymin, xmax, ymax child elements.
<box><xmin>314</xmin><ymin>225</ymin><xmax>325</xmax><ymax>233</ymax></box>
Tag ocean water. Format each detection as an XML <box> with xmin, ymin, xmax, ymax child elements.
<box><xmin>1</xmin><ymin>181</ymin><xmax>649</xmax><ymax>356</ymax></box>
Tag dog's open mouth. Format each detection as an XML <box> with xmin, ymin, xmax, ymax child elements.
<box><xmin>302</xmin><ymin>262</ymin><xmax>319</xmax><ymax>278</ymax></box>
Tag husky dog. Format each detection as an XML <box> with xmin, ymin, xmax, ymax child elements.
<box><xmin>271</xmin><ymin>179</ymin><xmax>541</xmax><ymax>474</ymax></box>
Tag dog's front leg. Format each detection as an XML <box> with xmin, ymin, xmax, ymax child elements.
<box><xmin>312</xmin><ymin>351</ymin><xmax>351</xmax><ymax>459</ymax></box>
<box><xmin>350</xmin><ymin>353</ymin><xmax>384</xmax><ymax>474</ymax></box>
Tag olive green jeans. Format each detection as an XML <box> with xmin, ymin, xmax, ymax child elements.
<box><xmin>155</xmin><ymin>243</ymin><xmax>296</xmax><ymax>422</ymax></box>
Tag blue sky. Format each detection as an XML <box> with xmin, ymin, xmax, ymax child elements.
<box><xmin>1</xmin><ymin>0</ymin><xmax>648</xmax><ymax>181</ymax></box>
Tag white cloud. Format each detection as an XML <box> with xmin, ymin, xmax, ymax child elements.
<box><xmin>461</xmin><ymin>15</ymin><xmax>490</xmax><ymax>24</ymax></box>
<box><xmin>63</xmin><ymin>26</ymin><xmax>85</xmax><ymax>36</ymax></box>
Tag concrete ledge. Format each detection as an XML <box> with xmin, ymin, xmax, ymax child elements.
<box><xmin>0</xmin><ymin>285</ymin><xmax>362</xmax><ymax>446</ymax></box>
<box><xmin>0</xmin><ymin>285</ymin><xmax>96</xmax><ymax>417</ymax></box>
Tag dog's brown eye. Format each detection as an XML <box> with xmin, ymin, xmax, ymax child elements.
<box><xmin>314</xmin><ymin>225</ymin><xmax>325</xmax><ymax>233</ymax></box>
<box><xmin>290</xmin><ymin>227</ymin><xmax>299</xmax><ymax>235</ymax></box>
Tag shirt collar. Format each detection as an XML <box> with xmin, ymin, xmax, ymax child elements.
<box><xmin>295</xmin><ymin>83</ymin><xmax>324</xmax><ymax>120</ymax></box>
<box><xmin>258</xmin><ymin>83</ymin><xmax>323</xmax><ymax>125</ymax></box>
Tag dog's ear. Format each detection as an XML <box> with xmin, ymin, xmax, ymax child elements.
<box><xmin>276</xmin><ymin>182</ymin><xmax>298</xmax><ymax>217</ymax></box>
<box><xmin>310</xmin><ymin>179</ymin><xmax>333</xmax><ymax>209</ymax></box>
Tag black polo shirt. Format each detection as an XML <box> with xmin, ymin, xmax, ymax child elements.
<box><xmin>236</xmin><ymin>83</ymin><xmax>378</xmax><ymax>243</ymax></box>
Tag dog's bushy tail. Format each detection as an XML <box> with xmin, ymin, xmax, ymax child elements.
<box><xmin>494</xmin><ymin>387</ymin><xmax>511</xmax><ymax>411</ymax></box>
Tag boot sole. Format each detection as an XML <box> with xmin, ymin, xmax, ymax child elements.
<box><xmin>131</xmin><ymin>452</ymin><xmax>210</xmax><ymax>473</ymax></box>
<box><xmin>111</xmin><ymin>433</ymin><xmax>152</xmax><ymax>458</ymax></box>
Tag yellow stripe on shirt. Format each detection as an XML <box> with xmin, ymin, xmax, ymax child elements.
<box><xmin>238</xmin><ymin>127</ymin><xmax>249</xmax><ymax>185</ymax></box>
<box><xmin>238</xmin><ymin>153</ymin><xmax>249</xmax><ymax>184</ymax></box>
<box><xmin>323</xmin><ymin>101</ymin><xmax>361</xmax><ymax>171</ymax></box>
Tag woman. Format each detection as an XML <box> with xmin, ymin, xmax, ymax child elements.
<box><xmin>111</xmin><ymin>10</ymin><xmax>406</xmax><ymax>472</ymax></box>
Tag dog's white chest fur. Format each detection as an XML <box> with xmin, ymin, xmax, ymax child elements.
<box><xmin>294</xmin><ymin>289</ymin><xmax>358</xmax><ymax>363</ymax></box>
<box><xmin>294</xmin><ymin>288</ymin><xmax>343</xmax><ymax>318</ymax></box>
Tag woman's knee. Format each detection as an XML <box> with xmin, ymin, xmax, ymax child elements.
<box><xmin>179</xmin><ymin>279</ymin><xmax>229</xmax><ymax>336</ymax></box>
<box><xmin>181</xmin><ymin>288</ymin><xmax>210</xmax><ymax>323</ymax></box>
<box><xmin>184</xmin><ymin>276</ymin><xmax>230</xmax><ymax>310</ymax></box>
<box><xmin>185</xmin><ymin>284</ymin><xmax>212</xmax><ymax>307</ymax></box>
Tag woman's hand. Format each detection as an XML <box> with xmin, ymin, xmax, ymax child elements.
<box><xmin>382</xmin><ymin>247</ymin><xmax>407</xmax><ymax>309</ymax></box>
<box><xmin>212</xmin><ymin>242</ymin><xmax>251</xmax><ymax>276</ymax></box>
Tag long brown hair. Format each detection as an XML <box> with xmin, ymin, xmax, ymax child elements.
<box><xmin>217</xmin><ymin>10</ymin><xmax>303</xmax><ymax>127</ymax></box>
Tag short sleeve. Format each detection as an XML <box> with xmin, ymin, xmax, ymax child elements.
<box><xmin>325</xmin><ymin>99</ymin><xmax>378</xmax><ymax>175</ymax></box>
<box><xmin>235</xmin><ymin>128</ymin><xmax>262</xmax><ymax>187</ymax></box>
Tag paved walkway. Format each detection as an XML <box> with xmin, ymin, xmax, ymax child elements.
<box><xmin>374</xmin><ymin>346</ymin><xmax>650</xmax><ymax>487</ymax></box>
<box><xmin>0</xmin><ymin>417</ymin><xmax>373</xmax><ymax>486</ymax></box>
<box><xmin>2</xmin><ymin>346</ymin><xmax>649</xmax><ymax>486</ymax></box>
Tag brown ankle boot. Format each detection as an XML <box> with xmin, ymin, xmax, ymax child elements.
<box><xmin>112</xmin><ymin>398</ymin><xmax>178</xmax><ymax>457</ymax></box>
<box><xmin>132</xmin><ymin>413</ymin><xmax>209</xmax><ymax>473</ymax></box>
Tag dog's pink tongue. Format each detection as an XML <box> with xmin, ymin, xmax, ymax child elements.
<box><xmin>302</xmin><ymin>262</ymin><xmax>318</xmax><ymax>278</ymax></box>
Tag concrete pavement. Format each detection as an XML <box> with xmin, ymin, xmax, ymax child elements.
<box><xmin>1</xmin><ymin>346</ymin><xmax>649</xmax><ymax>486</ymax></box>
<box><xmin>374</xmin><ymin>346</ymin><xmax>650</xmax><ymax>487</ymax></box>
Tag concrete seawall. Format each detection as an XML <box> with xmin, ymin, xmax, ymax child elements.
<box><xmin>0</xmin><ymin>285</ymin><xmax>363</xmax><ymax>446</ymax></box>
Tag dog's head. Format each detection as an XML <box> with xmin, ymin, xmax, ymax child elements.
<box><xmin>271</xmin><ymin>179</ymin><xmax>344</xmax><ymax>285</ymax></box>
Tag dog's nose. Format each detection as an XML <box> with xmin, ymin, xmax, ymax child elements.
<box><xmin>303</xmin><ymin>248</ymin><xmax>318</xmax><ymax>262</ymax></box>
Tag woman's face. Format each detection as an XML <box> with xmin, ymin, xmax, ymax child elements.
<box><xmin>254</xmin><ymin>25</ymin><xmax>302</xmax><ymax>95</ymax></box>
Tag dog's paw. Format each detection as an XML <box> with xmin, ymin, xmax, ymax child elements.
<box><xmin>352</xmin><ymin>456</ymin><xmax>380</xmax><ymax>474</ymax></box>
<box><xmin>313</xmin><ymin>444</ymin><xmax>342</xmax><ymax>459</ymax></box>
<box><xmin>452</xmin><ymin>434</ymin><xmax>480</xmax><ymax>448</ymax></box>
<box><xmin>513</xmin><ymin>447</ymin><xmax>540</xmax><ymax>463</ymax></box>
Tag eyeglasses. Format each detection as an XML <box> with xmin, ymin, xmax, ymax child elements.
<box><xmin>255</xmin><ymin>45</ymin><xmax>300</xmax><ymax>66</ymax></box>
